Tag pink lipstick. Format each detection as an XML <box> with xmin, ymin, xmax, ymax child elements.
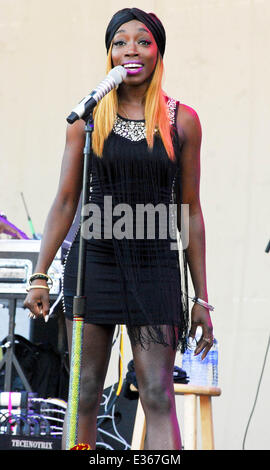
<box><xmin>122</xmin><ymin>61</ymin><xmax>144</xmax><ymax>75</ymax></box>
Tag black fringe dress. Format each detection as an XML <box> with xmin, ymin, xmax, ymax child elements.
<box><xmin>62</xmin><ymin>96</ymin><xmax>189</xmax><ymax>352</ymax></box>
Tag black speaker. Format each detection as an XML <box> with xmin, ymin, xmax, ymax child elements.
<box><xmin>29</xmin><ymin>302</ymin><xmax>67</xmax><ymax>354</ymax></box>
<box><xmin>96</xmin><ymin>381</ymin><xmax>138</xmax><ymax>450</ymax></box>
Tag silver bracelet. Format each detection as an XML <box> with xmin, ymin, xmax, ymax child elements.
<box><xmin>190</xmin><ymin>295</ymin><xmax>215</xmax><ymax>311</ymax></box>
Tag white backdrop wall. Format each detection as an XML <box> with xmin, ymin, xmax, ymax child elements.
<box><xmin>0</xmin><ymin>0</ymin><xmax>269</xmax><ymax>450</ymax></box>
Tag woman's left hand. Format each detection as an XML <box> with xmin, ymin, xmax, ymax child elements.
<box><xmin>189</xmin><ymin>303</ymin><xmax>214</xmax><ymax>360</ymax></box>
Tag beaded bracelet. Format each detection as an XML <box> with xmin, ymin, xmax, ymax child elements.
<box><xmin>29</xmin><ymin>273</ymin><xmax>53</xmax><ymax>288</ymax></box>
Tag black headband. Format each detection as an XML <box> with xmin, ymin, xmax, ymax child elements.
<box><xmin>105</xmin><ymin>7</ymin><xmax>166</xmax><ymax>58</ymax></box>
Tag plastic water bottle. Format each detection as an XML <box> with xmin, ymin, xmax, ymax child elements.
<box><xmin>207</xmin><ymin>338</ymin><xmax>218</xmax><ymax>386</ymax></box>
<box><xmin>181</xmin><ymin>327</ymin><xmax>208</xmax><ymax>386</ymax></box>
<box><xmin>181</xmin><ymin>327</ymin><xmax>218</xmax><ymax>387</ymax></box>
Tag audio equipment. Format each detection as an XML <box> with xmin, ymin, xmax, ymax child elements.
<box><xmin>0</xmin><ymin>393</ymin><xmax>64</xmax><ymax>450</ymax></box>
<box><xmin>0</xmin><ymin>239</ymin><xmax>62</xmax><ymax>295</ymax></box>
<box><xmin>0</xmin><ymin>383</ymin><xmax>138</xmax><ymax>450</ymax></box>
<box><xmin>67</xmin><ymin>65</ymin><xmax>127</xmax><ymax>124</ymax></box>
<box><xmin>0</xmin><ymin>240</ymin><xmax>63</xmax><ymax>392</ymax></box>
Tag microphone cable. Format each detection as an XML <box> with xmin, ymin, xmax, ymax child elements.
<box><xmin>242</xmin><ymin>334</ymin><xmax>270</xmax><ymax>449</ymax></box>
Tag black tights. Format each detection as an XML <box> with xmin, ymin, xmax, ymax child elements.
<box><xmin>62</xmin><ymin>320</ymin><xmax>181</xmax><ymax>450</ymax></box>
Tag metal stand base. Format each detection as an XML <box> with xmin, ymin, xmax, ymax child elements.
<box><xmin>0</xmin><ymin>297</ymin><xmax>32</xmax><ymax>391</ymax></box>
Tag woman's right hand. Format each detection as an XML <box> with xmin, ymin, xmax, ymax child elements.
<box><xmin>23</xmin><ymin>279</ymin><xmax>51</xmax><ymax>322</ymax></box>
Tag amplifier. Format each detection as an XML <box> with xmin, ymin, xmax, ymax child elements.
<box><xmin>0</xmin><ymin>434</ymin><xmax>62</xmax><ymax>450</ymax></box>
<box><xmin>0</xmin><ymin>240</ymin><xmax>62</xmax><ymax>295</ymax></box>
<box><xmin>0</xmin><ymin>394</ymin><xmax>65</xmax><ymax>450</ymax></box>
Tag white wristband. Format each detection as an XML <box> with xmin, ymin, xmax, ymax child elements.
<box><xmin>191</xmin><ymin>296</ymin><xmax>215</xmax><ymax>311</ymax></box>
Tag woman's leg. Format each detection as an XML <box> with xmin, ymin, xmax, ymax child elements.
<box><xmin>62</xmin><ymin>319</ymin><xmax>116</xmax><ymax>449</ymax></box>
<box><xmin>129</xmin><ymin>325</ymin><xmax>181</xmax><ymax>450</ymax></box>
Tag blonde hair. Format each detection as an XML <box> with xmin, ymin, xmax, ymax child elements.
<box><xmin>92</xmin><ymin>44</ymin><xmax>175</xmax><ymax>161</ymax></box>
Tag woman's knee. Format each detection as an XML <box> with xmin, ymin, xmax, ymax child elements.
<box><xmin>79</xmin><ymin>373</ymin><xmax>103</xmax><ymax>414</ymax></box>
<box><xmin>140</xmin><ymin>382</ymin><xmax>173</xmax><ymax>414</ymax></box>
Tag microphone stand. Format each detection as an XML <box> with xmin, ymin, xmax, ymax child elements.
<box><xmin>65</xmin><ymin>112</ymin><xmax>94</xmax><ymax>450</ymax></box>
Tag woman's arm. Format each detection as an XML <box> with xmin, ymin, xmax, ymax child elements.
<box><xmin>23</xmin><ymin>118</ymin><xmax>86</xmax><ymax>318</ymax></box>
<box><xmin>176</xmin><ymin>104</ymin><xmax>213</xmax><ymax>359</ymax></box>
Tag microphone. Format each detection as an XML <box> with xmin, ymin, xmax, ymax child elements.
<box><xmin>66</xmin><ymin>65</ymin><xmax>127</xmax><ymax>124</ymax></box>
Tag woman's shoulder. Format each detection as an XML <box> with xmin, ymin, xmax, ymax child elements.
<box><xmin>66</xmin><ymin>117</ymin><xmax>86</xmax><ymax>139</ymax></box>
<box><xmin>173</xmin><ymin>100</ymin><xmax>202</xmax><ymax>144</ymax></box>
<box><xmin>165</xmin><ymin>92</ymin><xmax>200</xmax><ymax>126</ymax></box>
<box><xmin>177</xmin><ymin>102</ymin><xmax>200</xmax><ymax>122</ymax></box>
